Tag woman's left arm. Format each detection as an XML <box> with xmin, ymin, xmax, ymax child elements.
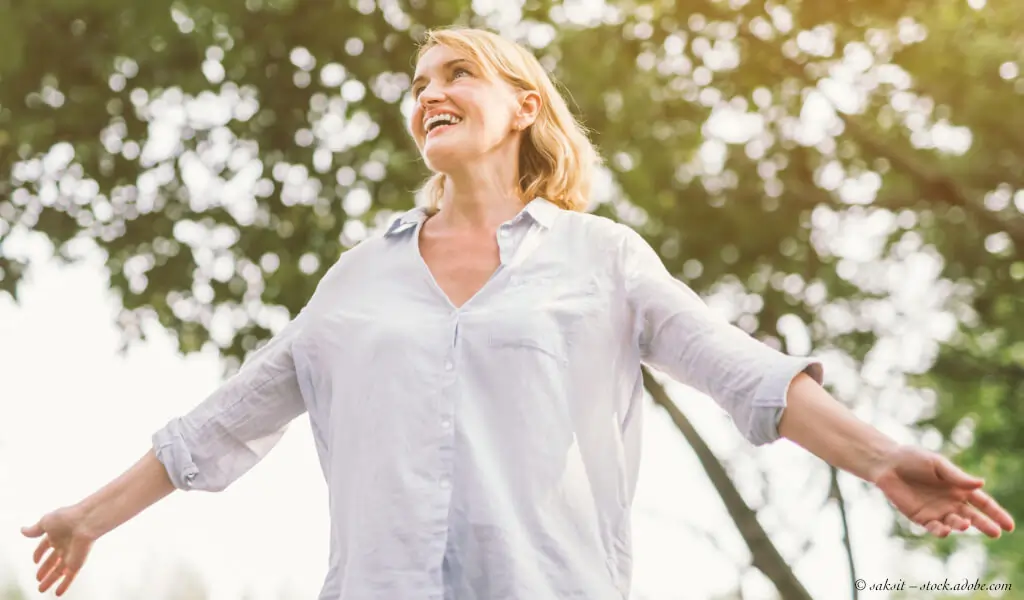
<box><xmin>781</xmin><ymin>373</ymin><xmax>1014</xmax><ymax>537</ymax></box>
<box><xmin>619</xmin><ymin>224</ymin><xmax>1014</xmax><ymax>538</ymax></box>
<box><xmin>618</xmin><ymin>224</ymin><xmax>824</xmax><ymax>447</ymax></box>
<box><xmin>778</xmin><ymin>372</ymin><xmax>897</xmax><ymax>484</ymax></box>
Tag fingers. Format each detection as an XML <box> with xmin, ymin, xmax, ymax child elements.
<box><xmin>943</xmin><ymin>513</ymin><xmax>970</xmax><ymax>532</ymax></box>
<box><xmin>924</xmin><ymin>520</ymin><xmax>952</xmax><ymax>537</ymax></box>
<box><xmin>33</xmin><ymin>536</ymin><xmax>52</xmax><ymax>563</ymax></box>
<box><xmin>959</xmin><ymin>502</ymin><xmax>1002</xmax><ymax>538</ymax></box>
<box><xmin>935</xmin><ymin>457</ymin><xmax>984</xmax><ymax>489</ymax></box>
<box><xmin>968</xmin><ymin>488</ymin><xmax>1016</xmax><ymax>532</ymax></box>
<box><xmin>36</xmin><ymin>549</ymin><xmax>61</xmax><ymax>583</ymax></box>
<box><xmin>37</xmin><ymin>553</ymin><xmax>63</xmax><ymax>593</ymax></box>
<box><xmin>24</xmin><ymin>511</ymin><xmax>92</xmax><ymax>597</ymax></box>
<box><xmin>53</xmin><ymin>544</ymin><xmax>87</xmax><ymax>597</ymax></box>
<box><xmin>927</xmin><ymin>496</ymin><xmax>1013</xmax><ymax>539</ymax></box>
<box><xmin>55</xmin><ymin>567</ymin><xmax>79</xmax><ymax>597</ymax></box>
<box><xmin>21</xmin><ymin>522</ymin><xmax>43</xmax><ymax>538</ymax></box>
<box><xmin>38</xmin><ymin>567</ymin><xmax>64</xmax><ymax>594</ymax></box>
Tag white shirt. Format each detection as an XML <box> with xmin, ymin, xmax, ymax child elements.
<box><xmin>152</xmin><ymin>197</ymin><xmax>824</xmax><ymax>600</ymax></box>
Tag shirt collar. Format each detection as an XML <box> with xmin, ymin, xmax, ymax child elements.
<box><xmin>384</xmin><ymin>197</ymin><xmax>560</xmax><ymax>238</ymax></box>
<box><xmin>383</xmin><ymin>206</ymin><xmax>428</xmax><ymax>237</ymax></box>
<box><xmin>521</xmin><ymin>197</ymin><xmax>560</xmax><ymax>228</ymax></box>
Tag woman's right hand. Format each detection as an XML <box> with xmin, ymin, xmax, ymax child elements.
<box><xmin>21</xmin><ymin>504</ymin><xmax>97</xmax><ymax>596</ymax></box>
<box><xmin>20</xmin><ymin>450</ymin><xmax>177</xmax><ymax>596</ymax></box>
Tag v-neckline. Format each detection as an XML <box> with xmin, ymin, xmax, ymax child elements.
<box><xmin>412</xmin><ymin>214</ymin><xmax>506</xmax><ymax>312</ymax></box>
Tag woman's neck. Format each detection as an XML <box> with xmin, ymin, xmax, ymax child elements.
<box><xmin>433</xmin><ymin>166</ymin><xmax>526</xmax><ymax>232</ymax></box>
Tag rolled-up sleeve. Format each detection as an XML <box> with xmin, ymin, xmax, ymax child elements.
<box><xmin>152</xmin><ymin>310</ymin><xmax>309</xmax><ymax>491</ymax></box>
<box><xmin>619</xmin><ymin>226</ymin><xmax>824</xmax><ymax>446</ymax></box>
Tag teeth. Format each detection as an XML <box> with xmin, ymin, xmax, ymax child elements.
<box><xmin>425</xmin><ymin>113</ymin><xmax>462</xmax><ymax>132</ymax></box>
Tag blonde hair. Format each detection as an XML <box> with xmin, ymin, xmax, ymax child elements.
<box><xmin>413</xmin><ymin>27</ymin><xmax>600</xmax><ymax>213</ymax></box>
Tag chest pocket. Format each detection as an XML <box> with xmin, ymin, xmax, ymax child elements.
<box><xmin>487</xmin><ymin>310</ymin><xmax>568</xmax><ymax>365</ymax></box>
<box><xmin>487</xmin><ymin>272</ymin><xmax>605</xmax><ymax>363</ymax></box>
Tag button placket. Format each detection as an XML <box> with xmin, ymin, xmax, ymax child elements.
<box><xmin>436</xmin><ymin>318</ymin><xmax>458</xmax><ymax>501</ymax></box>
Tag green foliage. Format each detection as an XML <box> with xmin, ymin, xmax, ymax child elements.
<box><xmin>2</xmin><ymin>0</ymin><xmax>1022</xmax><ymax>584</ymax></box>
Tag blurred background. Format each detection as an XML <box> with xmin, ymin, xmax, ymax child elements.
<box><xmin>1</xmin><ymin>0</ymin><xmax>1022</xmax><ymax>598</ymax></box>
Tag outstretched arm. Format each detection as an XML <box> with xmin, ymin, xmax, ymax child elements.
<box><xmin>619</xmin><ymin>224</ymin><xmax>823</xmax><ymax>447</ymax></box>
<box><xmin>779</xmin><ymin>372</ymin><xmax>1015</xmax><ymax>538</ymax></box>
<box><xmin>20</xmin><ymin>248</ymin><xmax>353</xmax><ymax>596</ymax></box>
<box><xmin>618</xmin><ymin>223</ymin><xmax>1014</xmax><ymax>539</ymax></box>
<box><xmin>74</xmin><ymin>448</ymin><xmax>175</xmax><ymax>537</ymax></box>
<box><xmin>777</xmin><ymin>372</ymin><xmax>897</xmax><ymax>484</ymax></box>
<box><xmin>21</xmin><ymin>449</ymin><xmax>174</xmax><ymax>596</ymax></box>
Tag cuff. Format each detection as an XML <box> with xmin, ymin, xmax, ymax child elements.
<box><xmin>748</xmin><ymin>357</ymin><xmax>825</xmax><ymax>446</ymax></box>
<box><xmin>152</xmin><ymin>422</ymin><xmax>200</xmax><ymax>490</ymax></box>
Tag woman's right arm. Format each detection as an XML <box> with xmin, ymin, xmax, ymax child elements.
<box><xmin>21</xmin><ymin>449</ymin><xmax>175</xmax><ymax>596</ymax></box>
<box><xmin>23</xmin><ymin>307</ymin><xmax>311</xmax><ymax>596</ymax></box>
<box><xmin>22</xmin><ymin>310</ymin><xmax>310</xmax><ymax>596</ymax></box>
<box><xmin>22</xmin><ymin>316</ymin><xmax>309</xmax><ymax>597</ymax></box>
<box><xmin>76</xmin><ymin>448</ymin><xmax>176</xmax><ymax>537</ymax></box>
<box><xmin>22</xmin><ymin>245</ymin><xmax>351</xmax><ymax>596</ymax></box>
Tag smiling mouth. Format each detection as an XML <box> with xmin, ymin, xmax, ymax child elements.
<box><xmin>425</xmin><ymin>114</ymin><xmax>463</xmax><ymax>137</ymax></box>
<box><xmin>426</xmin><ymin>122</ymin><xmax>459</xmax><ymax>137</ymax></box>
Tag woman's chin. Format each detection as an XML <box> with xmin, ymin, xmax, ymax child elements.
<box><xmin>423</xmin><ymin>144</ymin><xmax>475</xmax><ymax>173</ymax></box>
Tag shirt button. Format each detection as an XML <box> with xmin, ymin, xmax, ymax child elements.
<box><xmin>440</xmin><ymin>478</ymin><xmax>451</xmax><ymax>490</ymax></box>
<box><xmin>441</xmin><ymin>418</ymin><xmax>452</xmax><ymax>429</ymax></box>
<box><xmin>499</xmin><ymin>228</ymin><xmax>510</xmax><ymax>237</ymax></box>
<box><xmin>444</xmin><ymin>360</ymin><xmax>454</xmax><ymax>371</ymax></box>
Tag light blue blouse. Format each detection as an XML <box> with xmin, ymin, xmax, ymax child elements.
<box><xmin>153</xmin><ymin>197</ymin><xmax>824</xmax><ymax>600</ymax></box>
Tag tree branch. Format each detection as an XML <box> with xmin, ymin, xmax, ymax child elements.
<box><xmin>733</xmin><ymin>24</ymin><xmax>1024</xmax><ymax>252</ymax></box>
<box><xmin>642</xmin><ymin>367</ymin><xmax>814</xmax><ymax>600</ymax></box>
<box><xmin>843</xmin><ymin>116</ymin><xmax>1024</xmax><ymax>250</ymax></box>
<box><xmin>829</xmin><ymin>466</ymin><xmax>859</xmax><ymax>600</ymax></box>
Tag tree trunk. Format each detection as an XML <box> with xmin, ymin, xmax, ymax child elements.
<box><xmin>642</xmin><ymin>367</ymin><xmax>814</xmax><ymax>600</ymax></box>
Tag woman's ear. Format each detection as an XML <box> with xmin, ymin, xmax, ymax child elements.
<box><xmin>514</xmin><ymin>90</ymin><xmax>542</xmax><ymax>131</ymax></box>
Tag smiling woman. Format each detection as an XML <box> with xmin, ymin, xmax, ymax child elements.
<box><xmin>408</xmin><ymin>28</ymin><xmax>599</xmax><ymax>215</ymax></box>
<box><xmin>20</xmin><ymin>24</ymin><xmax>1014</xmax><ymax>600</ymax></box>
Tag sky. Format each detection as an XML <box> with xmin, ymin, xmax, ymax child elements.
<box><xmin>0</xmin><ymin>230</ymin><xmax>993</xmax><ymax>600</ymax></box>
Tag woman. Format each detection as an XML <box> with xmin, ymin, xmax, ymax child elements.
<box><xmin>22</xmin><ymin>27</ymin><xmax>1014</xmax><ymax>599</ymax></box>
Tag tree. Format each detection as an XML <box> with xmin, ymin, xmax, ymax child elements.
<box><xmin>2</xmin><ymin>0</ymin><xmax>1020</xmax><ymax>594</ymax></box>
<box><xmin>548</xmin><ymin>0</ymin><xmax>1024</xmax><ymax>582</ymax></box>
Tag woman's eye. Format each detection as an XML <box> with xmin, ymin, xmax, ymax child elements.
<box><xmin>453</xmin><ymin>68</ymin><xmax>470</xmax><ymax>79</ymax></box>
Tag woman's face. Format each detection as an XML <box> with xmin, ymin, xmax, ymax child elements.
<box><xmin>409</xmin><ymin>44</ymin><xmax>525</xmax><ymax>173</ymax></box>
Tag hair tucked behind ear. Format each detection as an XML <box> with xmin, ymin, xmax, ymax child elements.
<box><xmin>414</xmin><ymin>27</ymin><xmax>600</xmax><ymax>213</ymax></box>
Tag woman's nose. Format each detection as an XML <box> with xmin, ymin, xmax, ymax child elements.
<box><xmin>418</xmin><ymin>82</ymin><xmax>445</xmax><ymax>105</ymax></box>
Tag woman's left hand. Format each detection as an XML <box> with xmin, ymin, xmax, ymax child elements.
<box><xmin>873</xmin><ymin>445</ymin><xmax>1015</xmax><ymax>538</ymax></box>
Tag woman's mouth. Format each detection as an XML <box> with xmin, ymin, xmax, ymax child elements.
<box><xmin>424</xmin><ymin>113</ymin><xmax>463</xmax><ymax>138</ymax></box>
<box><xmin>426</xmin><ymin>121</ymin><xmax>459</xmax><ymax>138</ymax></box>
